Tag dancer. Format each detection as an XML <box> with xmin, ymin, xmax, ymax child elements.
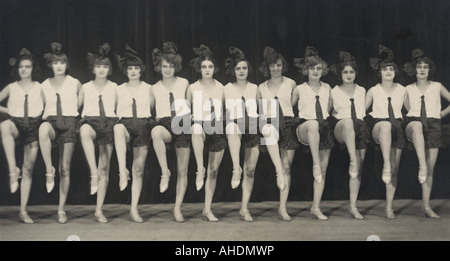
<box><xmin>114</xmin><ymin>44</ymin><xmax>156</xmax><ymax>222</ymax></box>
<box><xmin>292</xmin><ymin>46</ymin><xmax>334</xmax><ymax>220</ymax></box>
<box><xmin>0</xmin><ymin>48</ymin><xmax>43</xmax><ymax>223</ymax></box>
<box><xmin>77</xmin><ymin>43</ymin><xmax>117</xmax><ymax>222</ymax></box>
<box><xmin>366</xmin><ymin>45</ymin><xmax>406</xmax><ymax>219</ymax></box>
<box><xmin>329</xmin><ymin>51</ymin><xmax>370</xmax><ymax>219</ymax></box>
<box><xmin>39</xmin><ymin>42</ymin><xmax>82</xmax><ymax>223</ymax></box>
<box><xmin>403</xmin><ymin>48</ymin><xmax>450</xmax><ymax>218</ymax></box>
<box><xmin>150</xmin><ymin>42</ymin><xmax>191</xmax><ymax>222</ymax></box>
<box><xmin>187</xmin><ymin>44</ymin><xmax>227</xmax><ymax>222</ymax></box>
<box><xmin>224</xmin><ymin>47</ymin><xmax>259</xmax><ymax>221</ymax></box>
<box><xmin>257</xmin><ymin>46</ymin><xmax>296</xmax><ymax>221</ymax></box>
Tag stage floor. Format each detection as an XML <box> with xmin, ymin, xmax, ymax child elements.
<box><xmin>1</xmin><ymin>199</ymin><xmax>449</xmax><ymax>241</ymax></box>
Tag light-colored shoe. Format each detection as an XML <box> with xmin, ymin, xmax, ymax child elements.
<box><xmin>19</xmin><ymin>211</ymin><xmax>34</xmax><ymax>224</ymax></box>
<box><xmin>278</xmin><ymin>208</ymin><xmax>291</xmax><ymax>221</ymax></box>
<box><xmin>202</xmin><ymin>209</ymin><xmax>218</xmax><ymax>222</ymax></box>
<box><xmin>381</xmin><ymin>168</ymin><xmax>391</xmax><ymax>185</ymax></box>
<box><xmin>9</xmin><ymin>167</ymin><xmax>21</xmax><ymax>193</ymax></box>
<box><xmin>159</xmin><ymin>169</ymin><xmax>171</xmax><ymax>193</ymax></box>
<box><xmin>195</xmin><ymin>168</ymin><xmax>206</xmax><ymax>191</ymax></box>
<box><xmin>418</xmin><ymin>166</ymin><xmax>427</xmax><ymax>184</ymax></box>
<box><xmin>130</xmin><ymin>210</ymin><xmax>143</xmax><ymax>223</ymax></box>
<box><xmin>173</xmin><ymin>209</ymin><xmax>184</xmax><ymax>223</ymax></box>
<box><xmin>310</xmin><ymin>207</ymin><xmax>328</xmax><ymax>220</ymax></box>
<box><xmin>90</xmin><ymin>172</ymin><xmax>99</xmax><ymax>195</ymax></box>
<box><xmin>385</xmin><ymin>208</ymin><xmax>396</xmax><ymax>219</ymax></box>
<box><xmin>239</xmin><ymin>209</ymin><xmax>253</xmax><ymax>222</ymax></box>
<box><xmin>313</xmin><ymin>165</ymin><xmax>323</xmax><ymax>184</ymax></box>
<box><xmin>45</xmin><ymin>167</ymin><xmax>56</xmax><ymax>193</ymax></box>
<box><xmin>276</xmin><ymin>172</ymin><xmax>286</xmax><ymax>191</ymax></box>
<box><xmin>231</xmin><ymin>167</ymin><xmax>242</xmax><ymax>189</ymax></box>
<box><xmin>349</xmin><ymin>206</ymin><xmax>364</xmax><ymax>220</ymax></box>
<box><xmin>119</xmin><ymin>169</ymin><xmax>130</xmax><ymax>191</ymax></box>
<box><xmin>349</xmin><ymin>162</ymin><xmax>358</xmax><ymax>179</ymax></box>
<box><xmin>95</xmin><ymin>211</ymin><xmax>108</xmax><ymax>223</ymax></box>
<box><xmin>422</xmin><ymin>206</ymin><xmax>440</xmax><ymax>219</ymax></box>
<box><xmin>57</xmin><ymin>211</ymin><xmax>68</xmax><ymax>224</ymax></box>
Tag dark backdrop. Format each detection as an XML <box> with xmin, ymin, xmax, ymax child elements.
<box><xmin>1</xmin><ymin>0</ymin><xmax>449</xmax><ymax>206</ymax></box>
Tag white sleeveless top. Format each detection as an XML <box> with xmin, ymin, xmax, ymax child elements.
<box><xmin>224</xmin><ymin>82</ymin><xmax>258</xmax><ymax>119</ymax></box>
<box><xmin>369</xmin><ymin>83</ymin><xmax>406</xmax><ymax>119</ymax></box>
<box><xmin>190</xmin><ymin>79</ymin><xmax>224</xmax><ymax>121</ymax></box>
<box><xmin>296</xmin><ymin>81</ymin><xmax>331</xmax><ymax>120</ymax></box>
<box><xmin>258</xmin><ymin>76</ymin><xmax>295</xmax><ymax>118</ymax></box>
<box><xmin>331</xmin><ymin>84</ymin><xmax>366</xmax><ymax>120</ymax></box>
<box><xmin>81</xmin><ymin>80</ymin><xmax>117</xmax><ymax>118</ymax></box>
<box><xmin>406</xmin><ymin>81</ymin><xmax>442</xmax><ymax>119</ymax></box>
<box><xmin>7</xmin><ymin>81</ymin><xmax>43</xmax><ymax>118</ymax></box>
<box><xmin>152</xmin><ymin>77</ymin><xmax>189</xmax><ymax>119</ymax></box>
<box><xmin>116</xmin><ymin>81</ymin><xmax>152</xmax><ymax>119</ymax></box>
<box><xmin>41</xmin><ymin>75</ymin><xmax>80</xmax><ymax>119</ymax></box>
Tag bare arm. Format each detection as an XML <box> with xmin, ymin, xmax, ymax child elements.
<box><xmin>0</xmin><ymin>85</ymin><xmax>10</xmax><ymax>113</ymax></box>
<box><xmin>440</xmin><ymin>84</ymin><xmax>450</xmax><ymax>118</ymax></box>
<box><xmin>365</xmin><ymin>88</ymin><xmax>374</xmax><ymax>112</ymax></box>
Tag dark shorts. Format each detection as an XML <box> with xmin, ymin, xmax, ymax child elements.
<box><xmin>77</xmin><ymin>116</ymin><xmax>118</xmax><ymax>146</ymax></box>
<box><xmin>260</xmin><ymin>116</ymin><xmax>300</xmax><ymax>150</ymax></box>
<box><xmin>44</xmin><ymin>116</ymin><xmax>78</xmax><ymax>144</ymax></box>
<box><xmin>9</xmin><ymin>117</ymin><xmax>42</xmax><ymax>145</ymax></box>
<box><xmin>364</xmin><ymin>115</ymin><xmax>405</xmax><ymax>149</ymax></box>
<box><xmin>295</xmin><ymin>117</ymin><xmax>335</xmax><ymax>152</ymax></box>
<box><xmin>230</xmin><ymin>117</ymin><xmax>260</xmax><ymax>148</ymax></box>
<box><xmin>158</xmin><ymin>117</ymin><xmax>191</xmax><ymax>149</ymax></box>
<box><xmin>403</xmin><ymin>117</ymin><xmax>441</xmax><ymax>149</ymax></box>
<box><xmin>328</xmin><ymin>116</ymin><xmax>370</xmax><ymax>150</ymax></box>
<box><xmin>115</xmin><ymin>117</ymin><xmax>157</xmax><ymax>148</ymax></box>
<box><xmin>191</xmin><ymin>120</ymin><xmax>227</xmax><ymax>152</ymax></box>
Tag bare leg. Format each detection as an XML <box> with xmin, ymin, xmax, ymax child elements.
<box><xmin>129</xmin><ymin>145</ymin><xmax>148</xmax><ymax>222</ymax></box>
<box><xmin>422</xmin><ymin>148</ymin><xmax>440</xmax><ymax>218</ymax></box>
<box><xmin>151</xmin><ymin>126</ymin><xmax>173</xmax><ymax>192</ymax></box>
<box><xmin>113</xmin><ymin>124</ymin><xmax>130</xmax><ymax>191</ymax></box>
<box><xmin>297</xmin><ymin>120</ymin><xmax>323</xmax><ymax>183</ymax></box>
<box><xmin>191</xmin><ymin>124</ymin><xmax>206</xmax><ymax>191</ymax></box>
<box><xmin>372</xmin><ymin>121</ymin><xmax>392</xmax><ymax>184</ymax></box>
<box><xmin>240</xmin><ymin>146</ymin><xmax>259</xmax><ymax>221</ymax></box>
<box><xmin>79</xmin><ymin>124</ymin><xmax>99</xmax><ymax>194</ymax></box>
<box><xmin>349</xmin><ymin>149</ymin><xmax>366</xmax><ymax>219</ymax></box>
<box><xmin>203</xmin><ymin>150</ymin><xmax>225</xmax><ymax>222</ymax></box>
<box><xmin>19</xmin><ymin>141</ymin><xmax>39</xmax><ymax>223</ymax></box>
<box><xmin>57</xmin><ymin>142</ymin><xmax>75</xmax><ymax>223</ymax></box>
<box><xmin>334</xmin><ymin>119</ymin><xmax>358</xmax><ymax>177</ymax></box>
<box><xmin>38</xmin><ymin>122</ymin><xmax>56</xmax><ymax>189</ymax></box>
<box><xmin>173</xmin><ymin>147</ymin><xmax>190</xmax><ymax>222</ymax></box>
<box><xmin>261</xmin><ymin>124</ymin><xmax>285</xmax><ymax>190</ymax></box>
<box><xmin>385</xmin><ymin>148</ymin><xmax>402</xmax><ymax>219</ymax></box>
<box><xmin>278</xmin><ymin>148</ymin><xmax>295</xmax><ymax>221</ymax></box>
<box><xmin>311</xmin><ymin>149</ymin><xmax>331</xmax><ymax>220</ymax></box>
<box><xmin>406</xmin><ymin>122</ymin><xmax>427</xmax><ymax>184</ymax></box>
<box><xmin>95</xmin><ymin>144</ymin><xmax>113</xmax><ymax>222</ymax></box>
<box><xmin>0</xmin><ymin>120</ymin><xmax>21</xmax><ymax>193</ymax></box>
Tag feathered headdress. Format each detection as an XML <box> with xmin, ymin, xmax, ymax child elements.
<box><xmin>151</xmin><ymin>42</ymin><xmax>183</xmax><ymax>73</ymax></box>
<box><xmin>188</xmin><ymin>44</ymin><xmax>213</xmax><ymax>69</ymax></box>
<box><xmin>9</xmin><ymin>48</ymin><xmax>33</xmax><ymax>67</ymax></box>
<box><xmin>329</xmin><ymin>51</ymin><xmax>356</xmax><ymax>75</ymax></box>
<box><xmin>116</xmin><ymin>43</ymin><xmax>145</xmax><ymax>73</ymax></box>
<box><xmin>293</xmin><ymin>46</ymin><xmax>320</xmax><ymax>72</ymax></box>
<box><xmin>369</xmin><ymin>45</ymin><xmax>395</xmax><ymax>71</ymax></box>
<box><xmin>224</xmin><ymin>47</ymin><xmax>246</xmax><ymax>75</ymax></box>
<box><xmin>87</xmin><ymin>42</ymin><xmax>112</xmax><ymax>67</ymax></box>
<box><xmin>403</xmin><ymin>48</ymin><xmax>426</xmax><ymax>77</ymax></box>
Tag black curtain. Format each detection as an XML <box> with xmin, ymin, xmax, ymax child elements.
<box><xmin>1</xmin><ymin>0</ymin><xmax>449</xmax><ymax>206</ymax></box>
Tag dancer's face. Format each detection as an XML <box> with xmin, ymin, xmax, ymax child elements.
<box><xmin>18</xmin><ymin>59</ymin><xmax>33</xmax><ymax>79</ymax></box>
<box><xmin>52</xmin><ymin>60</ymin><xmax>67</xmax><ymax>76</ymax></box>
<box><xmin>308</xmin><ymin>64</ymin><xmax>323</xmax><ymax>80</ymax></box>
<box><xmin>380</xmin><ymin>66</ymin><xmax>395</xmax><ymax>81</ymax></box>
<box><xmin>200</xmin><ymin>60</ymin><xmax>214</xmax><ymax>79</ymax></box>
<box><xmin>93</xmin><ymin>64</ymin><xmax>109</xmax><ymax>79</ymax></box>
<box><xmin>415</xmin><ymin>61</ymin><xmax>429</xmax><ymax>80</ymax></box>
<box><xmin>127</xmin><ymin>65</ymin><xmax>141</xmax><ymax>80</ymax></box>
<box><xmin>269</xmin><ymin>59</ymin><xmax>283</xmax><ymax>78</ymax></box>
<box><xmin>161</xmin><ymin>59</ymin><xmax>175</xmax><ymax>79</ymax></box>
<box><xmin>341</xmin><ymin>65</ymin><xmax>356</xmax><ymax>84</ymax></box>
<box><xmin>234</xmin><ymin>61</ymin><xmax>249</xmax><ymax>81</ymax></box>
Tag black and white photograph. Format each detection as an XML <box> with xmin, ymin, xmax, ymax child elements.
<box><xmin>1</xmin><ymin>0</ymin><xmax>449</xmax><ymax>248</ymax></box>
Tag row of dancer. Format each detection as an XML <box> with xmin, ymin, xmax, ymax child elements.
<box><xmin>1</xmin><ymin>42</ymin><xmax>449</xmax><ymax>225</ymax></box>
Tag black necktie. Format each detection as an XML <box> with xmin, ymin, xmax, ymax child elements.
<box><xmin>132</xmin><ymin>98</ymin><xmax>137</xmax><ymax>129</ymax></box>
<box><xmin>56</xmin><ymin>93</ymin><xmax>64</xmax><ymax>129</ymax></box>
<box><xmin>315</xmin><ymin>95</ymin><xmax>324</xmax><ymax>126</ymax></box>
<box><xmin>169</xmin><ymin>92</ymin><xmax>176</xmax><ymax>118</ymax></box>
<box><xmin>387</xmin><ymin>97</ymin><xmax>396</xmax><ymax>126</ymax></box>
<box><xmin>420</xmin><ymin>95</ymin><xmax>428</xmax><ymax>134</ymax></box>
<box><xmin>23</xmin><ymin>94</ymin><xmax>29</xmax><ymax>128</ymax></box>
<box><xmin>274</xmin><ymin>96</ymin><xmax>285</xmax><ymax>138</ymax></box>
<box><xmin>350</xmin><ymin>98</ymin><xmax>358</xmax><ymax>133</ymax></box>
<box><xmin>209</xmin><ymin>98</ymin><xmax>215</xmax><ymax>127</ymax></box>
<box><xmin>99</xmin><ymin>95</ymin><xmax>106</xmax><ymax>129</ymax></box>
<box><xmin>241</xmin><ymin>96</ymin><xmax>248</xmax><ymax>130</ymax></box>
